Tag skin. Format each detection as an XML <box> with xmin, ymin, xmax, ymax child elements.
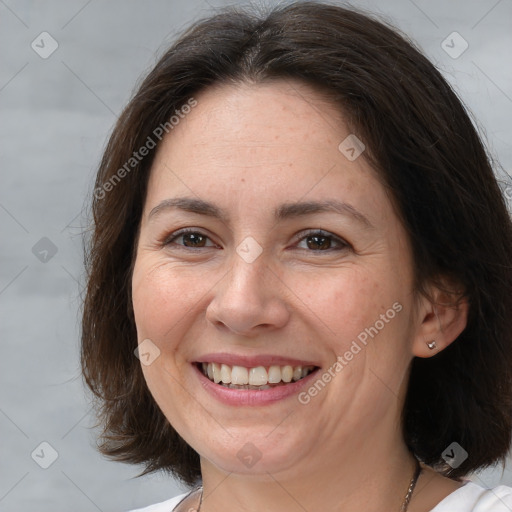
<box><xmin>131</xmin><ymin>79</ymin><xmax>469</xmax><ymax>512</ymax></box>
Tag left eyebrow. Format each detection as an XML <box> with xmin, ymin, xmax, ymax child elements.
<box><xmin>275</xmin><ymin>200</ymin><xmax>374</xmax><ymax>229</ymax></box>
<box><xmin>147</xmin><ymin>197</ymin><xmax>374</xmax><ymax>229</ymax></box>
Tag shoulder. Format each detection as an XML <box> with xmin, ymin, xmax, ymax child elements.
<box><xmin>124</xmin><ymin>483</ymin><xmax>512</xmax><ymax>512</ymax></box>
<box><xmin>126</xmin><ymin>492</ymin><xmax>190</xmax><ymax>512</ymax></box>
<box><xmin>431</xmin><ymin>481</ymin><xmax>512</xmax><ymax>511</ymax></box>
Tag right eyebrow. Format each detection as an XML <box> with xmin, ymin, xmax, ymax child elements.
<box><xmin>148</xmin><ymin>197</ymin><xmax>229</xmax><ymax>223</ymax></box>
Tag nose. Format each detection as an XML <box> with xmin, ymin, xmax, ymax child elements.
<box><xmin>205</xmin><ymin>251</ymin><xmax>290</xmax><ymax>336</ymax></box>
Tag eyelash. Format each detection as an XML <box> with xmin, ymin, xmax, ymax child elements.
<box><xmin>162</xmin><ymin>228</ymin><xmax>350</xmax><ymax>253</ymax></box>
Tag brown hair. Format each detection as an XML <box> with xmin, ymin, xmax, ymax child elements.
<box><xmin>81</xmin><ymin>1</ymin><xmax>512</xmax><ymax>485</ymax></box>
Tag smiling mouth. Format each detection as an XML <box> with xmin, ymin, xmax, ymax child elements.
<box><xmin>198</xmin><ymin>362</ymin><xmax>318</xmax><ymax>390</ymax></box>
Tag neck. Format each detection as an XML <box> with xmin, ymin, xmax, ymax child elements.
<box><xmin>198</xmin><ymin>435</ymin><xmax>418</xmax><ymax>512</ymax></box>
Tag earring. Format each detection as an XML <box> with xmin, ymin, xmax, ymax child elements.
<box><xmin>426</xmin><ymin>340</ymin><xmax>437</xmax><ymax>350</ymax></box>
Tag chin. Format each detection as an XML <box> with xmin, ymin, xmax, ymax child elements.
<box><xmin>192</xmin><ymin>427</ymin><xmax>307</xmax><ymax>476</ymax></box>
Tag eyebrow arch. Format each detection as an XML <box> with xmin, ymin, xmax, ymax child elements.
<box><xmin>148</xmin><ymin>197</ymin><xmax>374</xmax><ymax>228</ymax></box>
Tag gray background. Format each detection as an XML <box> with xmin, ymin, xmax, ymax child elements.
<box><xmin>1</xmin><ymin>0</ymin><xmax>511</xmax><ymax>510</ymax></box>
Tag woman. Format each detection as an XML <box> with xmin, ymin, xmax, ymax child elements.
<box><xmin>81</xmin><ymin>2</ymin><xmax>512</xmax><ymax>511</ymax></box>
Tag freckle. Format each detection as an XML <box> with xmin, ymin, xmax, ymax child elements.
<box><xmin>241</xmin><ymin>178</ymin><xmax>245</xmax><ymax>183</ymax></box>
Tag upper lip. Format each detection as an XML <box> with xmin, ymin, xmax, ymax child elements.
<box><xmin>194</xmin><ymin>352</ymin><xmax>320</xmax><ymax>368</ymax></box>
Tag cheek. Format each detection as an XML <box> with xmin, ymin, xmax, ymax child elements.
<box><xmin>305</xmin><ymin>265</ymin><xmax>409</xmax><ymax>360</ymax></box>
<box><xmin>295</xmin><ymin>268</ymin><xmax>385</xmax><ymax>339</ymax></box>
<box><xmin>131</xmin><ymin>257</ymin><xmax>207</xmax><ymax>343</ymax></box>
<box><xmin>131</xmin><ymin>259</ymin><xmax>203</xmax><ymax>422</ymax></box>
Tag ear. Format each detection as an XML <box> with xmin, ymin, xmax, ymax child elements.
<box><xmin>411</xmin><ymin>278</ymin><xmax>469</xmax><ymax>358</ymax></box>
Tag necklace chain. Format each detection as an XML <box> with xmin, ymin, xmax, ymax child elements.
<box><xmin>193</xmin><ymin>458</ymin><xmax>421</xmax><ymax>512</ymax></box>
<box><xmin>401</xmin><ymin>458</ymin><xmax>422</xmax><ymax>511</ymax></box>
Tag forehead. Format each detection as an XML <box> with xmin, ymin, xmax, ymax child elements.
<box><xmin>168</xmin><ymin>79</ymin><xmax>346</xmax><ymax>156</ymax></box>
<box><xmin>144</xmin><ymin>79</ymin><xmax>389</xmax><ymax>225</ymax></box>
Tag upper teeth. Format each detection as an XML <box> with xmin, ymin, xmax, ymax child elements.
<box><xmin>201</xmin><ymin>363</ymin><xmax>315</xmax><ymax>386</ymax></box>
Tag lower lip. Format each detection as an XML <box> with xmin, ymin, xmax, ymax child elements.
<box><xmin>193</xmin><ymin>364</ymin><xmax>321</xmax><ymax>406</ymax></box>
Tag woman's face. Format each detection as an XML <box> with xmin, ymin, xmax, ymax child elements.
<box><xmin>132</xmin><ymin>79</ymin><xmax>420</xmax><ymax>477</ymax></box>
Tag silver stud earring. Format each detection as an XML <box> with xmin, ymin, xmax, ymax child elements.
<box><xmin>427</xmin><ymin>340</ymin><xmax>437</xmax><ymax>350</ymax></box>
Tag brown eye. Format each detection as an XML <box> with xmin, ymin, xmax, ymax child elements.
<box><xmin>181</xmin><ymin>232</ymin><xmax>207</xmax><ymax>247</ymax></box>
<box><xmin>164</xmin><ymin>229</ymin><xmax>216</xmax><ymax>249</ymax></box>
<box><xmin>296</xmin><ymin>230</ymin><xmax>349</xmax><ymax>252</ymax></box>
<box><xmin>306</xmin><ymin>234</ymin><xmax>332</xmax><ymax>250</ymax></box>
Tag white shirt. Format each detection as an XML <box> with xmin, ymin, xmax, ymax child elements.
<box><xmin>128</xmin><ymin>482</ymin><xmax>512</xmax><ymax>512</ymax></box>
